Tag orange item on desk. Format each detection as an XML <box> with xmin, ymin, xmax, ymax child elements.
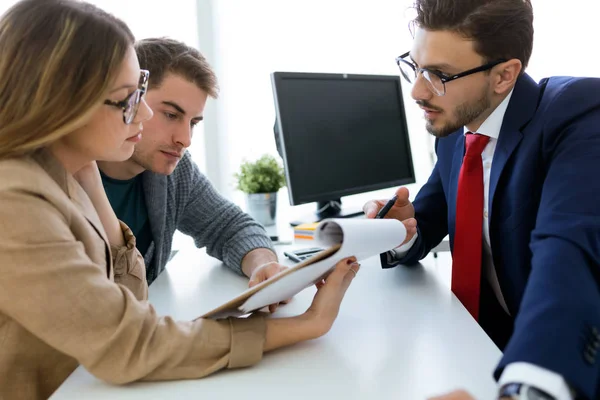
<box><xmin>293</xmin><ymin>222</ymin><xmax>319</xmax><ymax>240</ymax></box>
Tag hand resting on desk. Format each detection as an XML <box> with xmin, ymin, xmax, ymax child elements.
<box><xmin>263</xmin><ymin>256</ymin><xmax>360</xmax><ymax>351</ymax></box>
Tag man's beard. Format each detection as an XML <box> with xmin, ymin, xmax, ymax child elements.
<box><xmin>130</xmin><ymin>147</ymin><xmax>154</xmax><ymax>172</ymax></box>
<box><xmin>131</xmin><ymin>146</ymin><xmax>182</xmax><ymax>176</ymax></box>
<box><xmin>422</xmin><ymin>88</ymin><xmax>491</xmax><ymax>138</ymax></box>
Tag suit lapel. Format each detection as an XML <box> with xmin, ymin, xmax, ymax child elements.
<box><xmin>32</xmin><ymin>150</ymin><xmax>113</xmax><ymax>278</ymax></box>
<box><xmin>68</xmin><ymin>178</ymin><xmax>108</xmax><ymax>242</ymax></box>
<box><xmin>67</xmin><ymin>175</ymin><xmax>114</xmax><ymax>280</ymax></box>
<box><xmin>488</xmin><ymin>74</ymin><xmax>540</xmax><ymax>222</ymax></box>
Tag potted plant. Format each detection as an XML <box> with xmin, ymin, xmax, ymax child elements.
<box><xmin>234</xmin><ymin>154</ymin><xmax>286</xmax><ymax>226</ymax></box>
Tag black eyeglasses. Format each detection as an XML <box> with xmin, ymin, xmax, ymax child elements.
<box><xmin>395</xmin><ymin>52</ymin><xmax>506</xmax><ymax>96</ymax></box>
<box><xmin>104</xmin><ymin>69</ymin><xmax>149</xmax><ymax>124</ymax></box>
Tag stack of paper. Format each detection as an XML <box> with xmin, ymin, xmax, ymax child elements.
<box><xmin>293</xmin><ymin>222</ymin><xmax>319</xmax><ymax>240</ymax></box>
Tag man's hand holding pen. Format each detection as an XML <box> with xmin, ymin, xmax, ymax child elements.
<box><xmin>363</xmin><ymin>187</ymin><xmax>418</xmax><ymax>246</ymax></box>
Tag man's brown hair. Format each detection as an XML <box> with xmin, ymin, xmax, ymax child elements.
<box><xmin>412</xmin><ymin>0</ymin><xmax>534</xmax><ymax>70</ymax></box>
<box><xmin>135</xmin><ymin>37</ymin><xmax>218</xmax><ymax>98</ymax></box>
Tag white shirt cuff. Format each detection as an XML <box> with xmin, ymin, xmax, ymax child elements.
<box><xmin>499</xmin><ymin>362</ymin><xmax>573</xmax><ymax>400</ymax></box>
<box><xmin>390</xmin><ymin>232</ymin><xmax>419</xmax><ymax>258</ymax></box>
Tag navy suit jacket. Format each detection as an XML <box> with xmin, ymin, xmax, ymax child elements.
<box><xmin>384</xmin><ymin>74</ymin><xmax>600</xmax><ymax>398</ymax></box>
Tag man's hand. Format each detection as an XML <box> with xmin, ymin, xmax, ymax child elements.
<box><xmin>363</xmin><ymin>187</ymin><xmax>418</xmax><ymax>246</ymax></box>
<box><xmin>428</xmin><ymin>390</ymin><xmax>476</xmax><ymax>400</ymax></box>
<box><xmin>248</xmin><ymin>261</ymin><xmax>288</xmax><ymax>287</ymax></box>
<box><xmin>363</xmin><ymin>187</ymin><xmax>415</xmax><ymax>220</ymax></box>
<box><xmin>248</xmin><ymin>261</ymin><xmax>290</xmax><ymax>313</ymax></box>
<box><xmin>241</xmin><ymin>248</ymin><xmax>289</xmax><ymax>313</ymax></box>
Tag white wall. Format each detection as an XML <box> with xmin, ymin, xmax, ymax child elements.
<box><xmin>528</xmin><ymin>0</ymin><xmax>600</xmax><ymax>79</ymax></box>
<box><xmin>0</xmin><ymin>1</ymin><xmax>198</xmax><ymax>45</ymax></box>
<box><xmin>199</xmin><ymin>0</ymin><xmax>600</xmax><ymax>207</ymax></box>
<box><xmin>197</xmin><ymin>0</ymin><xmax>429</xmax><ymax>206</ymax></box>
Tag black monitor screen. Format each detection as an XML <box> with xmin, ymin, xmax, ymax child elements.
<box><xmin>272</xmin><ymin>72</ymin><xmax>415</xmax><ymax>206</ymax></box>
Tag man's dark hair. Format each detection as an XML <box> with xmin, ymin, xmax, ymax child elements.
<box><xmin>135</xmin><ymin>37</ymin><xmax>219</xmax><ymax>97</ymax></box>
<box><xmin>412</xmin><ymin>0</ymin><xmax>534</xmax><ymax>71</ymax></box>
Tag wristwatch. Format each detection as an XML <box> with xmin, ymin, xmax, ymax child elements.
<box><xmin>499</xmin><ymin>383</ymin><xmax>556</xmax><ymax>400</ymax></box>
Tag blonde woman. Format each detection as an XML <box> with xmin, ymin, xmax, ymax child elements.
<box><xmin>0</xmin><ymin>1</ymin><xmax>360</xmax><ymax>399</ymax></box>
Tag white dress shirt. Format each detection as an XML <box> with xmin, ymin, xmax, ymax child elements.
<box><xmin>393</xmin><ymin>89</ymin><xmax>573</xmax><ymax>400</ymax></box>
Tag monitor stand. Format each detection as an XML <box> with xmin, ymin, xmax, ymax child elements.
<box><xmin>289</xmin><ymin>198</ymin><xmax>364</xmax><ymax>227</ymax></box>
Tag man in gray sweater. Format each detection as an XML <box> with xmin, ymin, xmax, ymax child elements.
<box><xmin>98</xmin><ymin>38</ymin><xmax>283</xmax><ymax>288</ymax></box>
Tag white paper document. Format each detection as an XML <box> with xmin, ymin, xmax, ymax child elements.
<box><xmin>200</xmin><ymin>218</ymin><xmax>406</xmax><ymax>319</ymax></box>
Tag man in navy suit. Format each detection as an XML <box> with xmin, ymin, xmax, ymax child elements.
<box><xmin>363</xmin><ymin>0</ymin><xmax>600</xmax><ymax>399</ymax></box>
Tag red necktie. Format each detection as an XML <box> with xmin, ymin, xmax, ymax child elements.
<box><xmin>452</xmin><ymin>132</ymin><xmax>490</xmax><ymax>320</ymax></box>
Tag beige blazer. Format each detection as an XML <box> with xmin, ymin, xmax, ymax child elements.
<box><xmin>0</xmin><ymin>150</ymin><xmax>265</xmax><ymax>400</ymax></box>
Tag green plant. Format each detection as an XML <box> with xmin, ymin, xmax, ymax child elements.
<box><xmin>234</xmin><ymin>154</ymin><xmax>286</xmax><ymax>194</ymax></box>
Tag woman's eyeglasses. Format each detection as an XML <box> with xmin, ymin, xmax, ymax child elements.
<box><xmin>104</xmin><ymin>69</ymin><xmax>149</xmax><ymax>124</ymax></box>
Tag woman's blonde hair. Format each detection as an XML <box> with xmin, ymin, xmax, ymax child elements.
<box><xmin>0</xmin><ymin>0</ymin><xmax>135</xmax><ymax>158</ymax></box>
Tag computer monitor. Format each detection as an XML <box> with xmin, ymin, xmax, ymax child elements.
<box><xmin>271</xmin><ymin>71</ymin><xmax>415</xmax><ymax>226</ymax></box>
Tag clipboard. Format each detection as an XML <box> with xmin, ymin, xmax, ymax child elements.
<box><xmin>201</xmin><ymin>218</ymin><xmax>406</xmax><ymax>319</ymax></box>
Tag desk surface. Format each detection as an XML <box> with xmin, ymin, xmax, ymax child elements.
<box><xmin>51</xmin><ymin>247</ymin><xmax>502</xmax><ymax>400</ymax></box>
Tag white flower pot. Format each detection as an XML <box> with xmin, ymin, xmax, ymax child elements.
<box><xmin>245</xmin><ymin>192</ymin><xmax>277</xmax><ymax>226</ymax></box>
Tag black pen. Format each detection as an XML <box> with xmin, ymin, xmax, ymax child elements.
<box><xmin>375</xmin><ymin>194</ymin><xmax>398</xmax><ymax>219</ymax></box>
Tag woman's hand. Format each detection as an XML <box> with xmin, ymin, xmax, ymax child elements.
<box><xmin>263</xmin><ymin>256</ymin><xmax>359</xmax><ymax>351</ymax></box>
<box><xmin>301</xmin><ymin>256</ymin><xmax>360</xmax><ymax>337</ymax></box>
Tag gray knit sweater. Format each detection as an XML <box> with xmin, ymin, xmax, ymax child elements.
<box><xmin>141</xmin><ymin>151</ymin><xmax>274</xmax><ymax>284</ymax></box>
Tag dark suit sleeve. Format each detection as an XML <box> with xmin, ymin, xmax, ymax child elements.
<box><xmin>495</xmin><ymin>89</ymin><xmax>600</xmax><ymax>399</ymax></box>
<box><xmin>381</xmin><ymin>140</ymin><xmax>449</xmax><ymax>268</ymax></box>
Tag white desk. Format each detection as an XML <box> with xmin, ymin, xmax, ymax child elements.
<box><xmin>51</xmin><ymin>247</ymin><xmax>502</xmax><ymax>400</ymax></box>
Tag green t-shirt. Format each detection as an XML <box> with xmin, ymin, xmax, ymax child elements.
<box><xmin>100</xmin><ymin>171</ymin><xmax>153</xmax><ymax>256</ymax></box>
